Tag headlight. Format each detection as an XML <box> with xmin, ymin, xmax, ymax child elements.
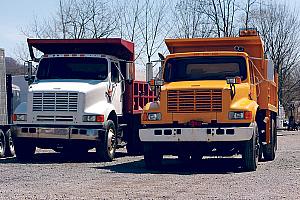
<box><xmin>229</xmin><ymin>111</ymin><xmax>252</xmax><ymax>120</ymax></box>
<box><xmin>83</xmin><ymin>115</ymin><xmax>104</xmax><ymax>122</ymax></box>
<box><xmin>13</xmin><ymin>114</ymin><xmax>27</xmax><ymax>121</ymax></box>
<box><xmin>147</xmin><ymin>113</ymin><xmax>162</xmax><ymax>121</ymax></box>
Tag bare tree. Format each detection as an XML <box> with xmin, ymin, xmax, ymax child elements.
<box><xmin>254</xmin><ymin>1</ymin><xmax>300</xmax><ymax>110</ymax></box>
<box><xmin>172</xmin><ymin>0</ymin><xmax>213</xmax><ymax>38</ymax></box>
<box><xmin>242</xmin><ymin>0</ymin><xmax>257</xmax><ymax>29</ymax></box>
<box><xmin>115</xmin><ymin>0</ymin><xmax>146</xmax><ymax>62</ymax></box>
<box><xmin>22</xmin><ymin>0</ymin><xmax>117</xmax><ymax>39</ymax></box>
<box><xmin>204</xmin><ymin>0</ymin><xmax>237</xmax><ymax>37</ymax></box>
<box><xmin>137</xmin><ymin>0</ymin><xmax>170</xmax><ymax>63</ymax></box>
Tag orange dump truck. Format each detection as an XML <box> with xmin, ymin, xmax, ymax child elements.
<box><xmin>139</xmin><ymin>29</ymin><xmax>278</xmax><ymax>171</ymax></box>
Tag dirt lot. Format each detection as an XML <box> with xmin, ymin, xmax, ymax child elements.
<box><xmin>0</xmin><ymin>130</ymin><xmax>299</xmax><ymax>200</ymax></box>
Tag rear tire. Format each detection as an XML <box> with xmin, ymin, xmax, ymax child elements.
<box><xmin>14</xmin><ymin>139</ymin><xmax>36</xmax><ymax>161</ymax></box>
<box><xmin>144</xmin><ymin>143</ymin><xmax>162</xmax><ymax>169</ymax></box>
<box><xmin>0</xmin><ymin>130</ymin><xmax>6</xmax><ymax>158</ymax></box>
<box><xmin>96</xmin><ymin>120</ymin><xmax>117</xmax><ymax>162</ymax></box>
<box><xmin>4</xmin><ymin>130</ymin><xmax>15</xmax><ymax>157</ymax></box>
<box><xmin>242</xmin><ymin>124</ymin><xmax>259</xmax><ymax>171</ymax></box>
<box><xmin>263</xmin><ymin>118</ymin><xmax>276</xmax><ymax>161</ymax></box>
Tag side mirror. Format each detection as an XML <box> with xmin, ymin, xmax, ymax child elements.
<box><xmin>24</xmin><ymin>61</ymin><xmax>35</xmax><ymax>84</ymax></box>
<box><xmin>125</xmin><ymin>62</ymin><xmax>134</xmax><ymax>81</ymax></box>
<box><xmin>24</xmin><ymin>61</ymin><xmax>32</xmax><ymax>77</ymax></box>
<box><xmin>146</xmin><ymin>62</ymin><xmax>153</xmax><ymax>83</ymax></box>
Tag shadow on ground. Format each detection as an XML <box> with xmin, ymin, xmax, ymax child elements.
<box><xmin>94</xmin><ymin>157</ymin><xmax>247</xmax><ymax>175</ymax></box>
<box><xmin>0</xmin><ymin>151</ymin><xmax>128</xmax><ymax>164</ymax></box>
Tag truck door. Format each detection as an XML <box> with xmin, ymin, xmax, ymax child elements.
<box><xmin>110</xmin><ymin>62</ymin><xmax>123</xmax><ymax>115</ymax></box>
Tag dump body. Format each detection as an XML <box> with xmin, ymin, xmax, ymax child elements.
<box><xmin>139</xmin><ymin>31</ymin><xmax>278</xmax><ymax>170</ymax></box>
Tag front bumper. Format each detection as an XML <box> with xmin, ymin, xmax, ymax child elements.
<box><xmin>139</xmin><ymin>126</ymin><xmax>254</xmax><ymax>142</ymax></box>
<box><xmin>12</xmin><ymin>125</ymin><xmax>105</xmax><ymax>141</ymax></box>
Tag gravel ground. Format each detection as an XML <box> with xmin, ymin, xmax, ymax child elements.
<box><xmin>0</xmin><ymin>130</ymin><xmax>299</xmax><ymax>200</ymax></box>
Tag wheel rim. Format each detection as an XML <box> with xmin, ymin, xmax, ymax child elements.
<box><xmin>107</xmin><ymin>128</ymin><xmax>116</xmax><ymax>156</ymax></box>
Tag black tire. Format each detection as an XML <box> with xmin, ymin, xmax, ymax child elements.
<box><xmin>144</xmin><ymin>143</ymin><xmax>162</xmax><ymax>169</ymax></box>
<box><xmin>242</xmin><ymin>124</ymin><xmax>259</xmax><ymax>171</ymax></box>
<box><xmin>263</xmin><ymin>118</ymin><xmax>276</xmax><ymax>161</ymax></box>
<box><xmin>0</xmin><ymin>130</ymin><xmax>6</xmax><ymax>158</ymax></box>
<box><xmin>14</xmin><ymin>139</ymin><xmax>36</xmax><ymax>161</ymax></box>
<box><xmin>4</xmin><ymin>130</ymin><xmax>15</xmax><ymax>157</ymax></box>
<box><xmin>96</xmin><ymin>120</ymin><xmax>117</xmax><ymax>162</ymax></box>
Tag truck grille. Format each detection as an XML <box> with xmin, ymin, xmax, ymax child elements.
<box><xmin>167</xmin><ymin>90</ymin><xmax>222</xmax><ymax>113</ymax></box>
<box><xmin>33</xmin><ymin>92</ymin><xmax>78</xmax><ymax>112</ymax></box>
<box><xmin>37</xmin><ymin>115</ymin><xmax>74</xmax><ymax>122</ymax></box>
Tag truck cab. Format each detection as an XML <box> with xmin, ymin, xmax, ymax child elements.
<box><xmin>12</xmin><ymin>38</ymin><xmax>151</xmax><ymax>161</ymax></box>
<box><xmin>140</xmin><ymin>29</ymin><xmax>278</xmax><ymax>171</ymax></box>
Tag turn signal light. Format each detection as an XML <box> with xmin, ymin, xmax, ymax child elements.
<box><xmin>244</xmin><ymin>111</ymin><xmax>252</xmax><ymax>120</ymax></box>
<box><xmin>96</xmin><ymin>115</ymin><xmax>104</xmax><ymax>122</ymax></box>
<box><xmin>239</xmin><ymin>28</ymin><xmax>258</xmax><ymax>36</ymax></box>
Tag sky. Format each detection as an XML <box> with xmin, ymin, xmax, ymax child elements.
<box><xmin>0</xmin><ymin>0</ymin><xmax>299</xmax><ymax>58</ymax></box>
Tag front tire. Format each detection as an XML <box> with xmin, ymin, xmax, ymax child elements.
<box><xmin>242</xmin><ymin>124</ymin><xmax>259</xmax><ymax>171</ymax></box>
<box><xmin>14</xmin><ymin>139</ymin><xmax>36</xmax><ymax>161</ymax></box>
<box><xmin>96</xmin><ymin>120</ymin><xmax>117</xmax><ymax>162</ymax></box>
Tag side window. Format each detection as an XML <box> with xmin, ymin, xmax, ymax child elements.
<box><xmin>111</xmin><ymin>62</ymin><xmax>120</xmax><ymax>83</ymax></box>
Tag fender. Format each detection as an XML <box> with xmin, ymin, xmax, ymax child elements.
<box><xmin>230</xmin><ymin>98</ymin><xmax>259</xmax><ymax>121</ymax></box>
<box><xmin>84</xmin><ymin>101</ymin><xmax>117</xmax><ymax>122</ymax></box>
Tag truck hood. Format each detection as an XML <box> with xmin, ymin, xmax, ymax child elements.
<box><xmin>162</xmin><ymin>80</ymin><xmax>229</xmax><ymax>90</ymax></box>
<box><xmin>29</xmin><ymin>80</ymin><xmax>105</xmax><ymax>93</ymax></box>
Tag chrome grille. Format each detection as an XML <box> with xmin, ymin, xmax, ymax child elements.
<box><xmin>33</xmin><ymin>92</ymin><xmax>78</xmax><ymax>112</ymax></box>
<box><xmin>37</xmin><ymin>115</ymin><xmax>74</xmax><ymax>122</ymax></box>
<box><xmin>168</xmin><ymin>90</ymin><xmax>222</xmax><ymax>113</ymax></box>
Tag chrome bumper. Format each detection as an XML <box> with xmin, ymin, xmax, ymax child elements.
<box><xmin>12</xmin><ymin>126</ymin><xmax>104</xmax><ymax>141</ymax></box>
<box><xmin>139</xmin><ymin>126</ymin><xmax>254</xmax><ymax>142</ymax></box>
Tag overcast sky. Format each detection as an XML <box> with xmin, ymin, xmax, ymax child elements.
<box><xmin>0</xmin><ymin>0</ymin><xmax>299</xmax><ymax>58</ymax></box>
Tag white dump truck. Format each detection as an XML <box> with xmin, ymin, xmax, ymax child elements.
<box><xmin>12</xmin><ymin>38</ymin><xmax>154</xmax><ymax>161</ymax></box>
<box><xmin>0</xmin><ymin>48</ymin><xmax>17</xmax><ymax>157</ymax></box>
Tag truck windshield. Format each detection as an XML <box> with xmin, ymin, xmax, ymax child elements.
<box><xmin>164</xmin><ymin>56</ymin><xmax>247</xmax><ymax>82</ymax></box>
<box><xmin>36</xmin><ymin>57</ymin><xmax>108</xmax><ymax>80</ymax></box>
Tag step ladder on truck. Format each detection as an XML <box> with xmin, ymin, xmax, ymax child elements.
<box><xmin>12</xmin><ymin>38</ymin><xmax>154</xmax><ymax>161</ymax></box>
